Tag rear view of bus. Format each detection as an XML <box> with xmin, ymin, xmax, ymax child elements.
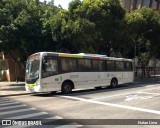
<box><xmin>25</xmin><ymin>53</ymin><xmax>41</xmax><ymax>92</ymax></box>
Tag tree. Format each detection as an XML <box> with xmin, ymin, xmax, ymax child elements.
<box><xmin>155</xmin><ymin>0</ymin><xmax>160</xmax><ymax>11</ymax></box>
<box><xmin>50</xmin><ymin>0</ymin><xmax>126</xmax><ymax>55</ymax></box>
<box><xmin>125</xmin><ymin>7</ymin><xmax>160</xmax><ymax>77</ymax></box>
<box><xmin>0</xmin><ymin>0</ymin><xmax>26</xmax><ymax>60</ymax></box>
<box><xmin>0</xmin><ymin>0</ymin><xmax>59</xmax><ymax>61</ymax></box>
<box><xmin>149</xmin><ymin>0</ymin><xmax>153</xmax><ymax>8</ymax></box>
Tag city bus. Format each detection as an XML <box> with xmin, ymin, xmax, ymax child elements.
<box><xmin>25</xmin><ymin>52</ymin><xmax>134</xmax><ymax>93</ymax></box>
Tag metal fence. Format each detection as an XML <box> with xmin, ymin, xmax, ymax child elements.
<box><xmin>135</xmin><ymin>66</ymin><xmax>160</xmax><ymax>77</ymax></box>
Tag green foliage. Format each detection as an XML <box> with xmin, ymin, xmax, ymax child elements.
<box><xmin>50</xmin><ymin>0</ymin><xmax>126</xmax><ymax>54</ymax></box>
<box><xmin>124</xmin><ymin>7</ymin><xmax>160</xmax><ymax>67</ymax></box>
<box><xmin>0</xmin><ymin>0</ymin><xmax>59</xmax><ymax>61</ymax></box>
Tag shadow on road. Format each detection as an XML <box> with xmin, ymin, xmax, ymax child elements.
<box><xmin>31</xmin><ymin>80</ymin><xmax>160</xmax><ymax>97</ymax></box>
<box><xmin>1</xmin><ymin>80</ymin><xmax>160</xmax><ymax>98</ymax></box>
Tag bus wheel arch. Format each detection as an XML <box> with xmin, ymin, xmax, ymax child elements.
<box><xmin>61</xmin><ymin>80</ymin><xmax>74</xmax><ymax>94</ymax></box>
<box><xmin>110</xmin><ymin>77</ymin><xmax>118</xmax><ymax>88</ymax></box>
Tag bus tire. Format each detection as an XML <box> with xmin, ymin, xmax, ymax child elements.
<box><xmin>110</xmin><ymin>78</ymin><xmax>118</xmax><ymax>88</ymax></box>
<box><xmin>95</xmin><ymin>86</ymin><xmax>102</xmax><ymax>89</ymax></box>
<box><xmin>61</xmin><ymin>82</ymin><xmax>72</xmax><ymax>94</ymax></box>
<box><xmin>50</xmin><ymin>91</ymin><xmax>57</xmax><ymax>94</ymax></box>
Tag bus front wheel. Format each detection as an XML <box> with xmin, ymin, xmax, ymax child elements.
<box><xmin>61</xmin><ymin>82</ymin><xmax>72</xmax><ymax>94</ymax></box>
<box><xmin>110</xmin><ymin>78</ymin><xmax>118</xmax><ymax>88</ymax></box>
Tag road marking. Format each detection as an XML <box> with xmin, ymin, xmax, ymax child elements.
<box><xmin>146</xmin><ymin>85</ymin><xmax>157</xmax><ymax>87</ymax></box>
<box><xmin>0</xmin><ymin>108</ymin><xmax>36</xmax><ymax>116</ymax></box>
<box><xmin>46</xmin><ymin>116</ymin><xmax>63</xmax><ymax>119</ymax></box>
<box><xmin>55</xmin><ymin>122</ymin><xmax>83</xmax><ymax>128</ymax></box>
<box><xmin>90</xmin><ymin>87</ymin><xmax>160</xmax><ymax>100</ymax></box>
<box><xmin>0</xmin><ymin>99</ymin><xmax>11</xmax><ymax>102</ymax></box>
<box><xmin>90</xmin><ymin>93</ymin><xmax>135</xmax><ymax>100</ymax></box>
<box><xmin>0</xmin><ymin>102</ymin><xmax>19</xmax><ymax>106</ymax></box>
<box><xmin>62</xmin><ymin>96</ymin><xmax>160</xmax><ymax>115</ymax></box>
<box><xmin>138</xmin><ymin>91</ymin><xmax>160</xmax><ymax>95</ymax></box>
<box><xmin>0</xmin><ymin>100</ymin><xmax>12</xmax><ymax>103</ymax></box>
<box><xmin>125</xmin><ymin>95</ymin><xmax>152</xmax><ymax>101</ymax></box>
<box><xmin>0</xmin><ymin>105</ymin><xmax>26</xmax><ymax>110</ymax></box>
<box><xmin>8</xmin><ymin>112</ymin><xmax>48</xmax><ymax>119</ymax></box>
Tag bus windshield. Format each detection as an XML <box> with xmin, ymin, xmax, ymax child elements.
<box><xmin>26</xmin><ymin>55</ymin><xmax>40</xmax><ymax>79</ymax></box>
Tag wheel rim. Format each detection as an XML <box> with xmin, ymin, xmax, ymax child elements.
<box><xmin>111</xmin><ymin>80</ymin><xmax>117</xmax><ymax>87</ymax></box>
<box><xmin>64</xmin><ymin>84</ymin><xmax>71</xmax><ymax>92</ymax></box>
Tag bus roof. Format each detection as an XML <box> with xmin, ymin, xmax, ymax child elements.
<box><xmin>30</xmin><ymin>52</ymin><xmax>132</xmax><ymax>62</ymax></box>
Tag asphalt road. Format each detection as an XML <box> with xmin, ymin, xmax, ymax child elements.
<box><xmin>1</xmin><ymin>82</ymin><xmax>160</xmax><ymax>128</ymax></box>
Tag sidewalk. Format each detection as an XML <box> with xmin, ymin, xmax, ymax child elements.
<box><xmin>134</xmin><ymin>75</ymin><xmax>160</xmax><ymax>83</ymax></box>
<box><xmin>0</xmin><ymin>82</ymin><xmax>30</xmax><ymax>97</ymax></box>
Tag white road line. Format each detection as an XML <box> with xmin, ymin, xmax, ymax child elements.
<box><xmin>42</xmin><ymin>116</ymin><xmax>63</xmax><ymax>126</ymax></box>
<box><xmin>45</xmin><ymin>116</ymin><xmax>63</xmax><ymax>119</ymax></box>
<box><xmin>0</xmin><ymin>105</ymin><xmax>26</xmax><ymax>110</ymax></box>
<box><xmin>146</xmin><ymin>85</ymin><xmax>157</xmax><ymax>87</ymax></box>
<box><xmin>8</xmin><ymin>112</ymin><xmax>48</xmax><ymax>119</ymax></box>
<box><xmin>55</xmin><ymin>122</ymin><xmax>83</xmax><ymax>128</ymax></box>
<box><xmin>0</xmin><ymin>100</ymin><xmax>12</xmax><ymax>103</ymax></box>
<box><xmin>138</xmin><ymin>91</ymin><xmax>160</xmax><ymax>95</ymax></box>
<box><xmin>90</xmin><ymin>87</ymin><xmax>160</xmax><ymax>100</ymax></box>
<box><xmin>0</xmin><ymin>99</ymin><xmax>11</xmax><ymax>102</ymax></box>
<box><xmin>0</xmin><ymin>108</ymin><xmax>36</xmax><ymax>116</ymax></box>
<box><xmin>62</xmin><ymin>96</ymin><xmax>160</xmax><ymax>115</ymax></box>
<box><xmin>0</xmin><ymin>102</ymin><xmax>19</xmax><ymax>106</ymax></box>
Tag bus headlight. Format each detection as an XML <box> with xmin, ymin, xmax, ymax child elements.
<box><xmin>36</xmin><ymin>80</ymin><xmax>40</xmax><ymax>86</ymax></box>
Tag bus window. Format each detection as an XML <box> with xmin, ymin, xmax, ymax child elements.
<box><xmin>92</xmin><ymin>60</ymin><xmax>104</xmax><ymax>71</ymax></box>
<box><xmin>106</xmin><ymin>60</ymin><xmax>114</xmax><ymax>71</ymax></box>
<box><xmin>42</xmin><ymin>57</ymin><xmax>58</xmax><ymax>78</ymax></box>
<box><xmin>125</xmin><ymin>62</ymin><xmax>133</xmax><ymax>71</ymax></box>
<box><xmin>61</xmin><ymin>58</ymin><xmax>77</xmax><ymax>72</ymax></box>
<box><xmin>115</xmin><ymin>61</ymin><xmax>124</xmax><ymax>71</ymax></box>
<box><xmin>78</xmin><ymin>59</ymin><xmax>91</xmax><ymax>71</ymax></box>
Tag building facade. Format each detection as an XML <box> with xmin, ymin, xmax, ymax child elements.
<box><xmin>120</xmin><ymin>0</ymin><xmax>160</xmax><ymax>12</ymax></box>
<box><xmin>0</xmin><ymin>52</ymin><xmax>25</xmax><ymax>81</ymax></box>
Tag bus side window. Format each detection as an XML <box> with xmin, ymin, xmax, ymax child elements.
<box><xmin>126</xmin><ymin>62</ymin><xmax>133</xmax><ymax>71</ymax></box>
<box><xmin>107</xmin><ymin>60</ymin><xmax>114</xmax><ymax>71</ymax></box>
<box><xmin>42</xmin><ymin>57</ymin><xmax>58</xmax><ymax>78</ymax></box>
<box><xmin>78</xmin><ymin>59</ymin><xmax>91</xmax><ymax>71</ymax></box>
<box><xmin>42</xmin><ymin>59</ymin><xmax>47</xmax><ymax>72</ymax></box>
<box><xmin>92</xmin><ymin>60</ymin><xmax>104</xmax><ymax>71</ymax></box>
<box><xmin>124</xmin><ymin>62</ymin><xmax>127</xmax><ymax>71</ymax></box>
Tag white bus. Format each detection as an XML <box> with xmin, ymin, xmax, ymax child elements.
<box><xmin>25</xmin><ymin>52</ymin><xmax>134</xmax><ymax>93</ymax></box>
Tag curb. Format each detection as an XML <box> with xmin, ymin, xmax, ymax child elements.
<box><xmin>0</xmin><ymin>92</ymin><xmax>33</xmax><ymax>97</ymax></box>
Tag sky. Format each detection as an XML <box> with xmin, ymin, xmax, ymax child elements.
<box><xmin>39</xmin><ymin>0</ymin><xmax>73</xmax><ymax>10</ymax></box>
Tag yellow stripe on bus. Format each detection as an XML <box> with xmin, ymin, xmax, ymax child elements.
<box><xmin>59</xmin><ymin>54</ymin><xmax>83</xmax><ymax>58</ymax></box>
<box><xmin>26</xmin><ymin>82</ymin><xmax>36</xmax><ymax>87</ymax></box>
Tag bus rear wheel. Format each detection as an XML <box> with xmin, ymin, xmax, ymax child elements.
<box><xmin>61</xmin><ymin>82</ymin><xmax>72</xmax><ymax>94</ymax></box>
<box><xmin>110</xmin><ymin>78</ymin><xmax>118</xmax><ymax>88</ymax></box>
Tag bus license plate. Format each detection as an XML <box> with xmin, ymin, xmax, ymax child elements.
<box><xmin>29</xmin><ymin>88</ymin><xmax>34</xmax><ymax>92</ymax></box>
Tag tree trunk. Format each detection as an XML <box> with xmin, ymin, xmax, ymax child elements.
<box><xmin>133</xmin><ymin>0</ymin><xmax>138</xmax><ymax>10</ymax></box>
<box><xmin>157</xmin><ymin>1</ymin><xmax>160</xmax><ymax>11</ymax></box>
<box><xmin>149</xmin><ymin>0</ymin><xmax>153</xmax><ymax>7</ymax></box>
<box><xmin>141</xmin><ymin>0</ymin><xmax>144</xmax><ymax>8</ymax></box>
